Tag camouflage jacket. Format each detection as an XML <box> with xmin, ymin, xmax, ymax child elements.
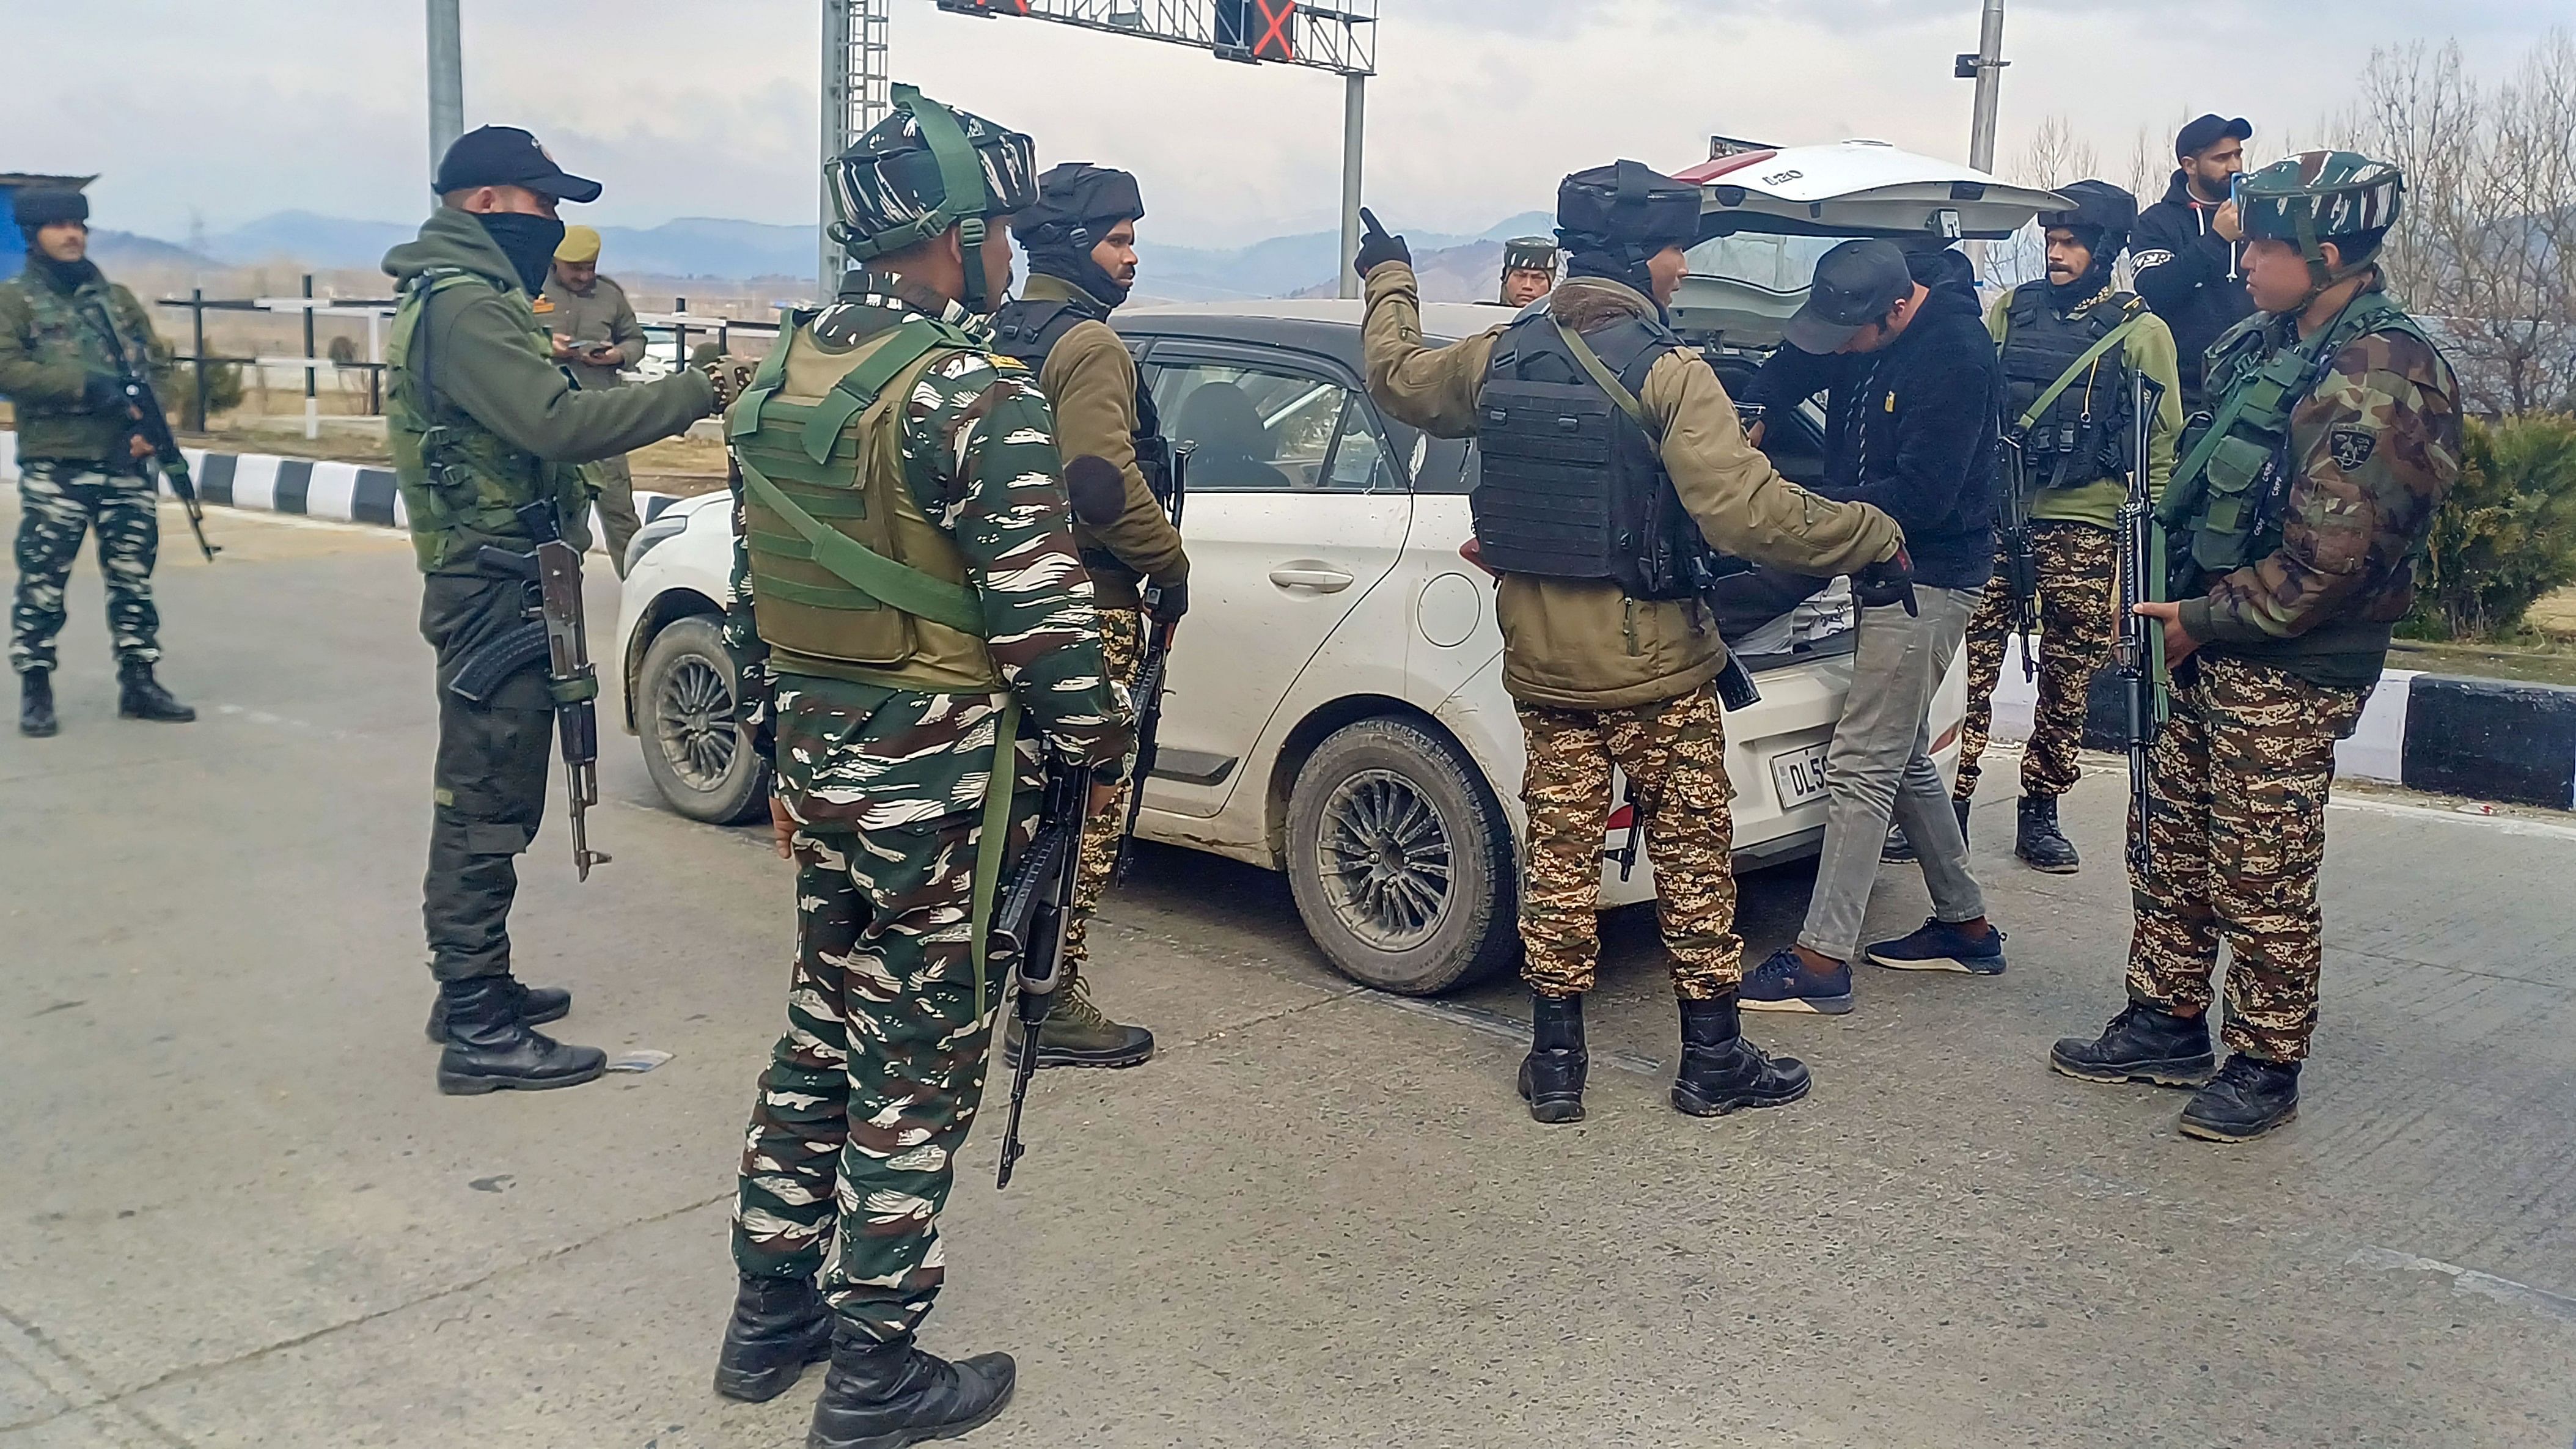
<box><xmin>724</xmin><ymin>274</ymin><xmax>1134</xmax><ymax>832</ymax></box>
<box><xmin>0</xmin><ymin>259</ymin><xmax>168</xmax><ymax>465</ymax></box>
<box><xmin>2176</xmin><ymin>279</ymin><xmax>2462</xmax><ymax>687</ymax></box>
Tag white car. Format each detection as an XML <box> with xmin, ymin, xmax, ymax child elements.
<box><xmin>615</xmin><ymin>140</ymin><xmax>2057</xmax><ymax>996</ymax></box>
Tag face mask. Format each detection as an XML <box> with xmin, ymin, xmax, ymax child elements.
<box><xmin>477</xmin><ymin>211</ymin><xmax>567</xmax><ymax>296</ymax></box>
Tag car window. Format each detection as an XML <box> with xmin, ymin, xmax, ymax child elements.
<box><xmin>1684</xmin><ymin>233</ymin><xmax>1852</xmax><ymax>298</ymax></box>
<box><xmin>1323</xmin><ymin>401</ymin><xmax>1403</xmax><ymax>494</ymax></box>
<box><xmin>1147</xmin><ymin>361</ymin><xmax>1365</xmax><ymax>493</ymax></box>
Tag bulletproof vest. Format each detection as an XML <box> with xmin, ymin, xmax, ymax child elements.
<box><xmin>2160</xmin><ymin>289</ymin><xmax>2426</xmax><ymax>578</ymax></box>
<box><xmin>1471</xmin><ymin>308</ymin><xmax>1711</xmax><ymax>600</ymax></box>
<box><xmin>730</xmin><ymin>309</ymin><xmax>1003</xmax><ymax>694</ymax></box>
<box><xmin>2001</xmin><ymin>287</ymin><xmax>2141</xmax><ymax>488</ymax></box>
<box><xmin>988</xmin><ymin>292</ymin><xmax>1173</xmax><ymax>516</ymax></box>
<box><xmin>387</xmin><ymin>267</ymin><xmax>591</xmax><ymax>573</ymax></box>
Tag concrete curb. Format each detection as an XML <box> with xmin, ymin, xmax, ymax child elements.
<box><xmin>0</xmin><ymin>430</ymin><xmax>681</xmax><ymax>558</ymax></box>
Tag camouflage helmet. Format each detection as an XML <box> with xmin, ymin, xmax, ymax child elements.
<box><xmin>2236</xmin><ymin>150</ymin><xmax>2402</xmax><ymax>280</ymax></box>
<box><xmin>1502</xmin><ymin>236</ymin><xmax>1559</xmax><ymax>275</ymax></box>
<box><xmin>827</xmin><ymin>84</ymin><xmax>1037</xmax><ymax>308</ymax></box>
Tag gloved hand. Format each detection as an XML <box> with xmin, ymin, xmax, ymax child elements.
<box><xmin>698</xmin><ymin>355</ymin><xmax>757</xmax><ymax>411</ymax></box>
<box><xmin>1147</xmin><ymin>578</ymin><xmax>1188</xmax><ymax>627</ymax></box>
<box><xmin>81</xmin><ymin>372</ymin><xmax>130</xmax><ymax>411</ymax></box>
<box><xmin>1354</xmin><ymin>207</ymin><xmax>1409</xmax><ymax>279</ymax></box>
<box><xmin>1852</xmin><ymin>547</ymin><xmax>1918</xmax><ymax>617</ymax></box>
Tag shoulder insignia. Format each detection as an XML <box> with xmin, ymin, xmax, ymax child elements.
<box><xmin>2131</xmin><ymin>248</ymin><xmax>2174</xmax><ymax>270</ymax></box>
<box><xmin>531</xmin><ymin>297</ymin><xmax>556</xmax><ymax>314</ymax></box>
<box><xmin>985</xmin><ymin>351</ymin><xmax>1030</xmax><ymax>373</ymax></box>
<box><xmin>2328</xmin><ymin>424</ymin><xmax>2377</xmax><ymax>472</ymax></box>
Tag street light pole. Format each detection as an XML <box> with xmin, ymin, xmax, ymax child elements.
<box><xmin>1338</xmin><ymin>72</ymin><xmax>1367</xmax><ymax>301</ymax></box>
<box><xmin>427</xmin><ymin>0</ymin><xmax>464</xmax><ymax>177</ymax></box>
<box><xmin>1960</xmin><ymin>0</ymin><xmax>2007</xmax><ymax>174</ymax></box>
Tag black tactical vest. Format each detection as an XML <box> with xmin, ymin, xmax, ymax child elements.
<box><xmin>2002</xmin><ymin>287</ymin><xmax>2143</xmax><ymax>488</ymax></box>
<box><xmin>988</xmin><ymin>294</ymin><xmax>1173</xmax><ymax>504</ymax></box>
<box><xmin>1472</xmin><ymin>309</ymin><xmax>1712</xmax><ymax>600</ymax></box>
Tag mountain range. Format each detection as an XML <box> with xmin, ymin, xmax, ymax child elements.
<box><xmin>90</xmin><ymin>208</ymin><xmax>1560</xmax><ymax>302</ymax></box>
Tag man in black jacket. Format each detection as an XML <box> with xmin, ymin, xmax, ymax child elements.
<box><xmin>2132</xmin><ymin>114</ymin><xmax>2256</xmax><ymax>409</ymax></box>
<box><xmin>1736</xmin><ymin>240</ymin><xmax>2009</xmax><ymax>1013</ymax></box>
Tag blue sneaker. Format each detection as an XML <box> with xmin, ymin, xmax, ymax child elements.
<box><xmin>1739</xmin><ymin>947</ymin><xmax>1854</xmax><ymax>1014</ymax></box>
<box><xmin>1866</xmin><ymin>917</ymin><xmax>2008</xmax><ymax>975</ymax></box>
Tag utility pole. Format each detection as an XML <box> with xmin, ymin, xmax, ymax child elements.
<box><xmin>427</xmin><ymin>0</ymin><xmax>464</xmax><ymax>177</ymax></box>
<box><xmin>1956</xmin><ymin>0</ymin><xmax>2007</xmax><ymax>173</ymax></box>
<box><xmin>1338</xmin><ymin>73</ymin><xmax>1366</xmax><ymax>301</ymax></box>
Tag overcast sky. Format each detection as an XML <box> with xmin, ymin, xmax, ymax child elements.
<box><xmin>2</xmin><ymin>0</ymin><xmax>2556</xmax><ymax>249</ymax></box>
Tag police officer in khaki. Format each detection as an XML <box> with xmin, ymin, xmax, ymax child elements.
<box><xmin>1354</xmin><ymin>163</ymin><xmax>1909</xmax><ymax>1124</ymax></box>
<box><xmin>538</xmin><ymin>224</ymin><xmax>653</xmax><ymax>572</ymax></box>
<box><xmin>384</xmin><ymin>125</ymin><xmax>748</xmax><ymax>1094</ymax></box>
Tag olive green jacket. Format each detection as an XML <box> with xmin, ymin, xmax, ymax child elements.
<box><xmin>1020</xmin><ymin>273</ymin><xmax>1188</xmax><ymax>611</ymax></box>
<box><xmin>1363</xmin><ymin>263</ymin><xmax>1903</xmax><ymax>710</ymax></box>
<box><xmin>0</xmin><ymin>260</ymin><xmax>167</xmax><ymax>464</ymax></box>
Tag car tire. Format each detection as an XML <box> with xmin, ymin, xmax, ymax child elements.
<box><xmin>636</xmin><ymin>615</ymin><xmax>769</xmax><ymax>826</ymax></box>
<box><xmin>1285</xmin><ymin>716</ymin><xmax>1519</xmax><ymax>996</ymax></box>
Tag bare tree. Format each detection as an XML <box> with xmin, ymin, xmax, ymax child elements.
<box><xmin>1987</xmin><ymin>115</ymin><xmax>2104</xmax><ymax>290</ymax></box>
<box><xmin>2338</xmin><ymin>32</ymin><xmax>2576</xmax><ymax>416</ymax></box>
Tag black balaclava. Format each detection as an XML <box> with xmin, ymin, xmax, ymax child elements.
<box><xmin>1018</xmin><ymin>163</ymin><xmax>1145</xmax><ymax>310</ymax></box>
<box><xmin>477</xmin><ymin>212</ymin><xmax>567</xmax><ymax>296</ymax></box>
<box><xmin>1560</xmin><ymin>233</ymin><xmax>1657</xmax><ymax>307</ymax></box>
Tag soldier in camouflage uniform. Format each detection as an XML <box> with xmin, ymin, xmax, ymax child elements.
<box><xmin>1</xmin><ymin>188</ymin><xmax>195</xmax><ymax>735</ymax></box>
<box><xmin>2052</xmin><ymin>151</ymin><xmax>2459</xmax><ymax>1143</ymax></box>
<box><xmin>384</xmin><ymin>127</ymin><xmax>743</xmax><ymax>1094</ymax></box>
<box><xmin>1356</xmin><ymin>163</ymin><xmax>1907</xmax><ymax>1125</ymax></box>
<box><xmin>710</xmin><ymin>90</ymin><xmax>1130</xmax><ymax>1449</ymax></box>
<box><xmin>989</xmin><ymin>161</ymin><xmax>1189</xmax><ymax>1072</ymax></box>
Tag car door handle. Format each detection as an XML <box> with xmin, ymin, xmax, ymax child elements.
<box><xmin>1269</xmin><ymin>565</ymin><xmax>1356</xmax><ymax>593</ymax></box>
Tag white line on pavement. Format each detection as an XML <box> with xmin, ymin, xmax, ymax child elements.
<box><xmin>2346</xmin><ymin>1247</ymin><xmax>2576</xmax><ymax>1325</ymax></box>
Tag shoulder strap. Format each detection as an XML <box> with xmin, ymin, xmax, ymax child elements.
<box><xmin>798</xmin><ymin>316</ymin><xmax>977</xmax><ymax>464</ymax></box>
<box><xmin>2015</xmin><ymin>313</ymin><xmax>2148</xmax><ymax>434</ymax></box>
<box><xmin>1552</xmin><ymin>318</ymin><xmax>1661</xmax><ymax>436</ymax></box>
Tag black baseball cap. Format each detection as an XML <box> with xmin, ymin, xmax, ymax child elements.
<box><xmin>1784</xmin><ymin>239</ymin><xmax>1913</xmax><ymax>354</ymax></box>
<box><xmin>2174</xmin><ymin>114</ymin><xmax>2253</xmax><ymax>160</ymax></box>
<box><xmin>433</xmin><ymin>125</ymin><xmax>603</xmax><ymax>202</ymax></box>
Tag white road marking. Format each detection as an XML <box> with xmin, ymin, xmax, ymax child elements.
<box><xmin>2346</xmin><ymin>1247</ymin><xmax>2576</xmax><ymax>1325</ymax></box>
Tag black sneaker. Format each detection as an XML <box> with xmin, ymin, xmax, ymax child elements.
<box><xmin>2048</xmin><ymin>1002</ymin><xmax>2215</xmax><ymax>1087</ymax></box>
<box><xmin>1866</xmin><ymin>916</ymin><xmax>2008</xmax><ymax>975</ymax></box>
<box><xmin>1739</xmin><ymin>946</ymin><xmax>1853</xmax><ymax>1014</ymax></box>
<box><xmin>2179</xmin><ymin>1054</ymin><xmax>2301</xmax><ymax>1142</ymax></box>
<box><xmin>807</xmin><ymin>1332</ymin><xmax>1016</xmax><ymax>1449</ymax></box>
<box><xmin>2015</xmin><ymin>794</ymin><xmax>2080</xmax><ymax>873</ymax></box>
<box><xmin>713</xmin><ymin>1274</ymin><xmax>834</xmax><ymax>1403</ymax></box>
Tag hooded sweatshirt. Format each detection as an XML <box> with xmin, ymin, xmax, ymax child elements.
<box><xmin>1744</xmin><ymin>246</ymin><xmax>2000</xmax><ymax>592</ymax></box>
<box><xmin>2132</xmin><ymin>169</ymin><xmax>2259</xmax><ymax>404</ymax></box>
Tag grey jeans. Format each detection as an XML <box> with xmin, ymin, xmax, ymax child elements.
<box><xmin>1798</xmin><ymin>586</ymin><xmax>1987</xmax><ymax>962</ymax></box>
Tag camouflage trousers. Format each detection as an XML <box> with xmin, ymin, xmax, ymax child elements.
<box><xmin>2126</xmin><ymin>655</ymin><xmax>2370</xmax><ymax>1062</ymax></box>
<box><xmin>1516</xmin><ymin>684</ymin><xmax>1740</xmax><ymax>999</ymax></box>
<box><xmin>1958</xmin><ymin>520</ymin><xmax>2116</xmax><ymax>802</ymax></box>
<box><xmin>1061</xmin><ymin>605</ymin><xmax>1146</xmax><ymax>975</ymax></box>
<box><xmin>732</xmin><ymin>804</ymin><xmax>1032</xmax><ymax>1344</ymax></box>
<box><xmin>10</xmin><ymin>461</ymin><xmax>161</xmax><ymax>673</ymax></box>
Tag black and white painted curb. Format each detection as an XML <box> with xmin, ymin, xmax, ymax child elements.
<box><xmin>0</xmin><ymin>430</ymin><xmax>680</xmax><ymax>557</ymax></box>
<box><xmin>10</xmin><ymin>430</ymin><xmax>2573</xmax><ymax>812</ymax></box>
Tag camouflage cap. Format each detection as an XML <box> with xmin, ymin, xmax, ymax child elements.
<box><xmin>2236</xmin><ymin>150</ymin><xmax>2403</xmax><ymax>262</ymax></box>
<box><xmin>1502</xmin><ymin>236</ymin><xmax>1559</xmax><ymax>274</ymax></box>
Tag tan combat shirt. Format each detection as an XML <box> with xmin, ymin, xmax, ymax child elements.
<box><xmin>1021</xmin><ymin>273</ymin><xmax>1189</xmax><ymax>612</ymax></box>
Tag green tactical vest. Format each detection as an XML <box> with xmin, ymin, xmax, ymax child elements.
<box><xmin>2159</xmin><ymin>290</ymin><xmax>2426</xmax><ymax>578</ymax></box>
<box><xmin>386</xmin><ymin>267</ymin><xmax>592</xmax><ymax>573</ymax></box>
<box><xmin>731</xmin><ymin>310</ymin><xmax>1004</xmax><ymax>693</ymax></box>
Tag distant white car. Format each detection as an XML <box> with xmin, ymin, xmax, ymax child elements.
<box><xmin>615</xmin><ymin>140</ymin><xmax>2055</xmax><ymax>996</ymax></box>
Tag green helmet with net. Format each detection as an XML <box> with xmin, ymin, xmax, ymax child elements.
<box><xmin>2233</xmin><ymin>149</ymin><xmax>2404</xmax><ymax>298</ymax></box>
<box><xmin>826</xmin><ymin>84</ymin><xmax>1037</xmax><ymax>313</ymax></box>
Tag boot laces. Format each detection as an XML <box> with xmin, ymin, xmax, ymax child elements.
<box><xmin>2211</xmin><ymin>1054</ymin><xmax>2278</xmax><ymax>1091</ymax></box>
<box><xmin>1048</xmin><ymin>974</ymin><xmax>1112</xmax><ymax>1029</ymax></box>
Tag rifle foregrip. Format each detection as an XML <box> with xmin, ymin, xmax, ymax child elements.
<box><xmin>446</xmin><ymin>622</ymin><xmax>551</xmax><ymax>705</ymax></box>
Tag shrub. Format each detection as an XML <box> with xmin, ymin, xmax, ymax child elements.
<box><xmin>2409</xmin><ymin>411</ymin><xmax>2576</xmax><ymax>640</ymax></box>
<box><xmin>171</xmin><ymin>358</ymin><xmax>246</xmax><ymax>422</ymax></box>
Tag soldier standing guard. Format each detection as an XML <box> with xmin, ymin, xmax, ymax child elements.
<box><xmin>1</xmin><ymin>187</ymin><xmax>194</xmax><ymax>735</ymax></box>
<box><xmin>1355</xmin><ymin>162</ymin><xmax>1909</xmax><ymax>1124</ymax></box>
<box><xmin>2051</xmin><ymin>152</ymin><xmax>2459</xmax><ymax>1142</ymax></box>
<box><xmin>384</xmin><ymin>126</ymin><xmax>745</xmax><ymax>1094</ymax></box>
<box><xmin>708</xmin><ymin>89</ymin><xmax>1131</xmax><ymax>1449</ymax></box>
<box><xmin>538</xmin><ymin>224</ymin><xmax>655</xmax><ymax>573</ymax></box>
<box><xmin>989</xmin><ymin>161</ymin><xmax>1188</xmax><ymax>1073</ymax></box>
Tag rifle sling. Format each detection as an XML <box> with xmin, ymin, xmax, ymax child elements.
<box><xmin>968</xmin><ymin>700</ymin><xmax>1021</xmax><ymax>1018</ymax></box>
<box><xmin>2014</xmin><ymin>313</ymin><xmax>2146</xmax><ymax>435</ymax></box>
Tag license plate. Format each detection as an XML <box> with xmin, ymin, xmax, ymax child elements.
<box><xmin>1769</xmin><ymin>743</ymin><xmax>1831</xmax><ymax>809</ymax></box>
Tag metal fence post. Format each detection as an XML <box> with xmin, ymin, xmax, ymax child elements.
<box><xmin>302</xmin><ymin>274</ymin><xmax>319</xmax><ymax>441</ymax></box>
<box><xmin>189</xmin><ymin>287</ymin><xmax>208</xmax><ymax>432</ymax></box>
<box><xmin>674</xmin><ymin>296</ymin><xmax>690</xmax><ymax>372</ymax></box>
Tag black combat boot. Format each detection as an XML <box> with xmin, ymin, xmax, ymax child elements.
<box><xmin>2015</xmin><ymin>794</ymin><xmax>2080</xmax><ymax>873</ymax></box>
<box><xmin>1671</xmin><ymin>994</ymin><xmax>1811</xmax><ymax>1116</ymax></box>
<box><xmin>433</xmin><ymin>976</ymin><xmax>607</xmax><ymax>1095</ymax></box>
<box><xmin>2179</xmin><ymin>1054</ymin><xmax>2301</xmax><ymax>1142</ymax></box>
<box><xmin>713</xmin><ymin>1273</ymin><xmax>834</xmax><ymax>1403</ymax></box>
<box><xmin>18</xmin><ymin>670</ymin><xmax>57</xmax><ymax>737</ymax></box>
<box><xmin>116</xmin><ymin>661</ymin><xmax>195</xmax><ymax>722</ymax></box>
<box><xmin>1514</xmin><ymin>992</ymin><xmax>1587</xmax><ymax>1124</ymax></box>
<box><xmin>805</xmin><ymin>1331</ymin><xmax>1016</xmax><ymax>1449</ymax></box>
<box><xmin>2048</xmin><ymin>1002</ymin><xmax>2215</xmax><ymax>1087</ymax></box>
<box><xmin>423</xmin><ymin>978</ymin><xmax>571</xmax><ymax>1043</ymax></box>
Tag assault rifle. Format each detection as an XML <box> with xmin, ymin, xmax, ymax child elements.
<box><xmin>1995</xmin><ymin>438</ymin><xmax>2039</xmax><ymax>682</ymax></box>
<box><xmin>2114</xmin><ymin>370</ymin><xmax>2168</xmax><ymax>878</ymax></box>
<box><xmin>1115</xmin><ymin>442</ymin><xmax>1190</xmax><ymax>885</ymax></box>
<box><xmin>452</xmin><ymin>501</ymin><xmax>611</xmax><ymax>880</ymax></box>
<box><xmin>81</xmin><ymin>300</ymin><xmax>217</xmax><ymax>562</ymax></box>
<box><xmin>994</xmin><ymin>754</ymin><xmax>1092</xmax><ymax>1190</ymax></box>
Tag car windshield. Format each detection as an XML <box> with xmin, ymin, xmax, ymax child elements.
<box><xmin>1682</xmin><ymin>233</ymin><xmax>1858</xmax><ymax>298</ymax></box>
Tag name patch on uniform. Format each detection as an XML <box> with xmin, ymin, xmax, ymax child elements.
<box><xmin>2328</xmin><ymin>424</ymin><xmax>2377</xmax><ymax>471</ymax></box>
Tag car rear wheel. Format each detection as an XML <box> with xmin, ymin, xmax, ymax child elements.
<box><xmin>637</xmin><ymin>615</ymin><xmax>769</xmax><ymax>826</ymax></box>
<box><xmin>1285</xmin><ymin>716</ymin><xmax>1519</xmax><ymax>996</ymax></box>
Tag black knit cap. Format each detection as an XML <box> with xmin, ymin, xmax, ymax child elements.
<box><xmin>12</xmin><ymin>188</ymin><xmax>88</xmax><ymax>230</ymax></box>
